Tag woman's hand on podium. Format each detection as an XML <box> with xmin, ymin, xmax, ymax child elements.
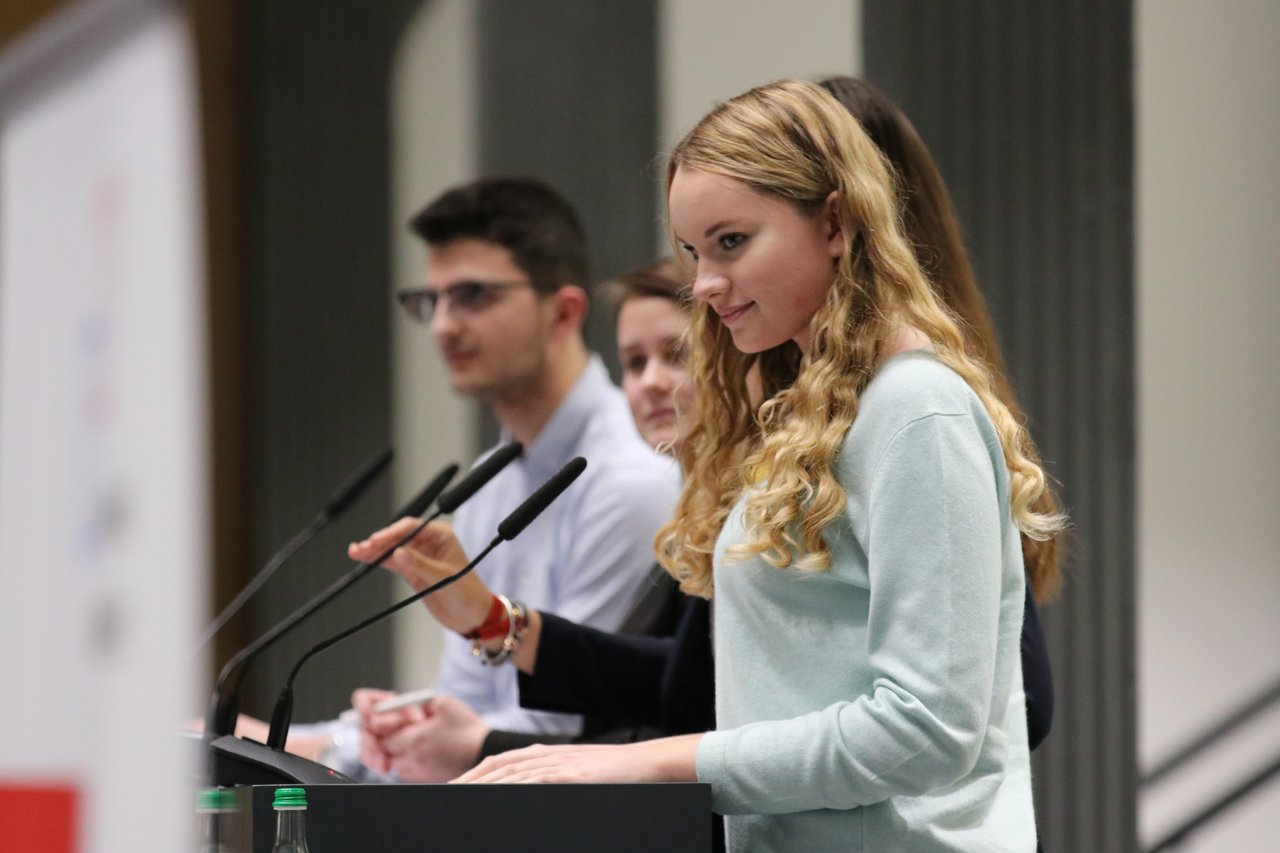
<box><xmin>452</xmin><ymin>733</ymin><xmax>704</xmax><ymax>785</ymax></box>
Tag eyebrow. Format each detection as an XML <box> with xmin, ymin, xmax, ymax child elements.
<box><xmin>704</xmin><ymin>219</ymin><xmax>741</xmax><ymax>238</ymax></box>
<box><xmin>672</xmin><ymin>219</ymin><xmax>743</xmax><ymax>247</ymax></box>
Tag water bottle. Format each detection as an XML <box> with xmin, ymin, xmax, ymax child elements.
<box><xmin>270</xmin><ymin>787</ymin><xmax>310</xmax><ymax>853</ymax></box>
<box><xmin>196</xmin><ymin>787</ymin><xmax>235</xmax><ymax>853</ymax></box>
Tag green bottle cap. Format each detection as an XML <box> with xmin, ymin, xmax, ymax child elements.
<box><xmin>197</xmin><ymin>788</ymin><xmax>236</xmax><ymax>812</ymax></box>
<box><xmin>272</xmin><ymin>787</ymin><xmax>307</xmax><ymax>810</ymax></box>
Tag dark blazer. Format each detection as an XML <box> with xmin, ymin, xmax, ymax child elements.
<box><xmin>479</xmin><ymin>566</ymin><xmax>710</xmax><ymax>756</ymax></box>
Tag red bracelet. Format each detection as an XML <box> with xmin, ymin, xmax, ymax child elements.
<box><xmin>462</xmin><ymin>595</ymin><xmax>508</xmax><ymax>641</ymax></box>
<box><xmin>471</xmin><ymin>597</ymin><xmax>530</xmax><ymax>666</ymax></box>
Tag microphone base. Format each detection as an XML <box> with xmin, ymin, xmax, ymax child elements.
<box><xmin>202</xmin><ymin>733</ymin><xmax>353</xmax><ymax>785</ymax></box>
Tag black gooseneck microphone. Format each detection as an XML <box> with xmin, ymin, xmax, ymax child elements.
<box><xmin>194</xmin><ymin>448</ymin><xmax>394</xmax><ymax>652</ymax></box>
<box><xmin>205</xmin><ymin>442</ymin><xmax>523</xmax><ymax>738</ymax></box>
<box><xmin>205</xmin><ymin>461</ymin><xmax>455</xmax><ymax>738</ymax></box>
<box><xmin>265</xmin><ymin>456</ymin><xmax>587</xmax><ymax>751</ymax></box>
<box><xmin>433</xmin><ymin>442</ymin><xmax>527</xmax><ymax>514</ymax></box>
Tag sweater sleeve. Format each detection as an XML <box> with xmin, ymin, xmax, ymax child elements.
<box><xmin>697</xmin><ymin>411</ymin><xmax>1009</xmax><ymax>814</ymax></box>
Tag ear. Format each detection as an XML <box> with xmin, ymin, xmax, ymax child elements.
<box><xmin>547</xmin><ymin>285</ymin><xmax>588</xmax><ymax>339</ymax></box>
<box><xmin>821</xmin><ymin>190</ymin><xmax>843</xmax><ymax>259</ymax></box>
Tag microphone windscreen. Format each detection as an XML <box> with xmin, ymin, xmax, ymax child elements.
<box><xmin>496</xmin><ymin>457</ymin><xmax>587</xmax><ymax>541</ymax></box>
<box><xmin>395</xmin><ymin>462</ymin><xmax>460</xmax><ymax>519</ymax></box>
<box><xmin>322</xmin><ymin>448</ymin><xmax>394</xmax><ymax>518</ymax></box>
<box><xmin>436</xmin><ymin>442</ymin><xmax>523</xmax><ymax>513</ymax></box>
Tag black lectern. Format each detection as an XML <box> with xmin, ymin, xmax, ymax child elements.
<box><xmin>243</xmin><ymin>782</ymin><xmax>712</xmax><ymax>852</ymax></box>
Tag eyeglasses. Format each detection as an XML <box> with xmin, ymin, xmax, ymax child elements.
<box><xmin>395</xmin><ymin>280</ymin><xmax>531</xmax><ymax>322</ymax></box>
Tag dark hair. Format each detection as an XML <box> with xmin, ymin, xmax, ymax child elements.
<box><xmin>818</xmin><ymin>75</ymin><xmax>1064</xmax><ymax>601</ymax></box>
<box><xmin>409</xmin><ymin>177</ymin><xmax>589</xmax><ymax>295</ymax></box>
<box><xmin>604</xmin><ymin>257</ymin><xmax>688</xmax><ymax>317</ymax></box>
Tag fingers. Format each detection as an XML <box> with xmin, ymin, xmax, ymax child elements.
<box><xmin>351</xmin><ymin>687</ymin><xmax>395</xmax><ymax>714</ymax></box>
<box><xmin>451</xmin><ymin>742</ymin><xmax>627</xmax><ymax>784</ymax></box>
<box><xmin>353</xmin><ymin>690</ymin><xmax>427</xmax><ymax>738</ymax></box>
<box><xmin>348</xmin><ymin>520</ymin><xmax>469</xmax><ymax>591</ymax></box>
<box><xmin>430</xmin><ymin>694</ymin><xmax>479</xmax><ymax>724</ymax></box>
<box><xmin>352</xmin><ymin>689</ymin><xmax>413</xmax><ymax>776</ymax></box>
<box><xmin>364</xmin><ymin>709</ymin><xmax>417</xmax><ymax>738</ymax></box>
<box><xmin>359</xmin><ymin>730</ymin><xmax>391</xmax><ymax>776</ymax></box>
<box><xmin>453</xmin><ymin>744</ymin><xmax>561</xmax><ymax>783</ymax></box>
<box><xmin>349</xmin><ymin>519</ymin><xmax>460</xmax><ymax>561</ymax></box>
<box><xmin>347</xmin><ymin>517</ymin><xmax>429</xmax><ymax>560</ymax></box>
<box><xmin>382</xmin><ymin>546</ymin><xmax>454</xmax><ymax>589</ymax></box>
<box><xmin>378</xmin><ymin>716</ymin><xmax>434</xmax><ymax>757</ymax></box>
<box><xmin>455</xmin><ymin>756</ymin><xmax>586</xmax><ymax>784</ymax></box>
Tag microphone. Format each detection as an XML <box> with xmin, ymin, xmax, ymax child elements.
<box><xmin>193</xmin><ymin>448</ymin><xmax>393</xmax><ymax>652</ymax></box>
<box><xmin>322</xmin><ymin>447</ymin><xmax>396</xmax><ymax>518</ymax></box>
<box><xmin>265</xmin><ymin>456</ymin><xmax>587</xmax><ymax>751</ymax></box>
<box><xmin>205</xmin><ymin>460</ymin><xmax>458</xmax><ymax>738</ymax></box>
<box><xmin>436</xmin><ymin>441</ymin><xmax>524</xmax><ymax>513</ymax></box>
<box><xmin>205</xmin><ymin>442</ymin><xmax>521</xmax><ymax>738</ymax></box>
<box><xmin>200</xmin><ymin>466</ymin><xmax>464</xmax><ymax>787</ymax></box>
<box><xmin>497</xmin><ymin>456</ymin><xmax>586</xmax><ymax>540</ymax></box>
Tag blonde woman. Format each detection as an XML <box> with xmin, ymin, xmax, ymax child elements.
<box><xmin>451</xmin><ymin>80</ymin><xmax>1063</xmax><ymax>851</ymax></box>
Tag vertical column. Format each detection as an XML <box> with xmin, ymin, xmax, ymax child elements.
<box><xmin>240</xmin><ymin>0</ymin><xmax>424</xmax><ymax>719</ymax></box>
<box><xmin>864</xmin><ymin>3</ymin><xmax>1137</xmax><ymax>850</ymax></box>
<box><xmin>476</xmin><ymin>0</ymin><xmax>660</xmax><ymax>379</ymax></box>
<box><xmin>388</xmin><ymin>0</ymin><xmax>483</xmax><ymax>691</ymax></box>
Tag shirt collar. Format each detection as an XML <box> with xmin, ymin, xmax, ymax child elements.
<box><xmin>501</xmin><ymin>354</ymin><xmax>613</xmax><ymax>479</ymax></box>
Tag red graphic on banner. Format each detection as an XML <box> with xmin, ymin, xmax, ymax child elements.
<box><xmin>0</xmin><ymin>783</ymin><xmax>79</xmax><ymax>853</ymax></box>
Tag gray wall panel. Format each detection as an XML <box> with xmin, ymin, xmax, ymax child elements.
<box><xmin>864</xmin><ymin>2</ymin><xmax>1137</xmax><ymax>850</ymax></box>
<box><xmin>240</xmin><ymin>0</ymin><xmax>424</xmax><ymax>721</ymax></box>
<box><xmin>477</xmin><ymin>0</ymin><xmax>659</xmax><ymax>381</ymax></box>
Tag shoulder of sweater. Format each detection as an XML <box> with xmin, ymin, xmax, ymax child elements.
<box><xmin>838</xmin><ymin>352</ymin><xmax>988</xmax><ymax>481</ymax></box>
<box><xmin>855</xmin><ymin>350</ymin><xmax>980</xmax><ymax>433</ymax></box>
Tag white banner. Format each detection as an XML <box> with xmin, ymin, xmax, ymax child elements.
<box><xmin>0</xmin><ymin>2</ymin><xmax>208</xmax><ymax>850</ymax></box>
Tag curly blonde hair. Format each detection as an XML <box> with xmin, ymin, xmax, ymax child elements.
<box><xmin>655</xmin><ymin>80</ymin><xmax>1066</xmax><ymax>598</ymax></box>
<box><xmin>819</xmin><ymin>75</ymin><xmax>1064</xmax><ymax>602</ymax></box>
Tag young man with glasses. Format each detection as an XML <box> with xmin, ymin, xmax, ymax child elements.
<box><xmin>290</xmin><ymin>177</ymin><xmax>680</xmax><ymax>777</ymax></box>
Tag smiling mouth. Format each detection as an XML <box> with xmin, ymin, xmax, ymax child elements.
<box><xmin>442</xmin><ymin>349</ymin><xmax>474</xmax><ymax>367</ymax></box>
<box><xmin>717</xmin><ymin>304</ymin><xmax>752</xmax><ymax>325</ymax></box>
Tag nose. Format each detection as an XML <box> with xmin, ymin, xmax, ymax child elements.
<box><xmin>641</xmin><ymin>357</ymin><xmax>676</xmax><ymax>394</ymax></box>
<box><xmin>430</xmin><ymin>296</ymin><xmax>460</xmax><ymax>340</ymax></box>
<box><xmin>690</xmin><ymin>264</ymin><xmax>729</xmax><ymax>304</ymax></box>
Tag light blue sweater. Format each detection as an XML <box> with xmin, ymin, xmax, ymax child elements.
<box><xmin>696</xmin><ymin>351</ymin><xmax>1036</xmax><ymax>852</ymax></box>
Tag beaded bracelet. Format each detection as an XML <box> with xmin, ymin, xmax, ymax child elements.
<box><xmin>469</xmin><ymin>594</ymin><xmax>529</xmax><ymax>666</ymax></box>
